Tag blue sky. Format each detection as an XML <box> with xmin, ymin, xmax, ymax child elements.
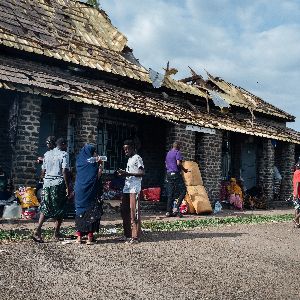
<box><xmin>100</xmin><ymin>0</ymin><xmax>300</xmax><ymax>130</ymax></box>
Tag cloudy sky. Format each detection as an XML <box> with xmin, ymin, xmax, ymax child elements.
<box><xmin>100</xmin><ymin>0</ymin><xmax>300</xmax><ymax>130</ymax></box>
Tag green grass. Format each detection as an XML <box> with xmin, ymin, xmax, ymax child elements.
<box><xmin>0</xmin><ymin>214</ymin><xmax>294</xmax><ymax>243</ymax></box>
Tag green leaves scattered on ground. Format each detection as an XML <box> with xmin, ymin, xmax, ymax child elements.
<box><xmin>0</xmin><ymin>214</ymin><xmax>294</xmax><ymax>243</ymax></box>
<box><xmin>142</xmin><ymin>214</ymin><xmax>294</xmax><ymax>232</ymax></box>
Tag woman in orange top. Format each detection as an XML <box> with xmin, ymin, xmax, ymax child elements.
<box><xmin>227</xmin><ymin>178</ymin><xmax>243</xmax><ymax>210</ymax></box>
<box><xmin>292</xmin><ymin>163</ymin><xmax>300</xmax><ymax>227</ymax></box>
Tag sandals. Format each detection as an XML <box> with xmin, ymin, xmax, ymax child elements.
<box><xmin>125</xmin><ymin>238</ymin><xmax>139</xmax><ymax>244</ymax></box>
<box><xmin>31</xmin><ymin>235</ymin><xmax>44</xmax><ymax>243</ymax></box>
<box><xmin>86</xmin><ymin>240</ymin><xmax>95</xmax><ymax>245</ymax></box>
<box><xmin>118</xmin><ymin>236</ymin><xmax>130</xmax><ymax>242</ymax></box>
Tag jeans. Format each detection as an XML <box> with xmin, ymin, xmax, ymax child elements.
<box><xmin>166</xmin><ymin>172</ymin><xmax>187</xmax><ymax>213</ymax></box>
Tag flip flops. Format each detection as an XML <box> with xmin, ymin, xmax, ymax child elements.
<box><xmin>31</xmin><ymin>235</ymin><xmax>44</xmax><ymax>243</ymax></box>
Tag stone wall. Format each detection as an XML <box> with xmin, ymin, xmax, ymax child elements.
<box><xmin>257</xmin><ymin>139</ymin><xmax>275</xmax><ymax>208</ymax></box>
<box><xmin>196</xmin><ymin>130</ymin><xmax>223</xmax><ymax>203</ymax></box>
<box><xmin>74</xmin><ymin>104</ymin><xmax>99</xmax><ymax>155</ymax></box>
<box><xmin>12</xmin><ymin>95</ymin><xmax>42</xmax><ymax>187</ymax></box>
<box><xmin>277</xmin><ymin>142</ymin><xmax>295</xmax><ymax>202</ymax></box>
<box><xmin>166</xmin><ymin>123</ymin><xmax>196</xmax><ymax>160</ymax></box>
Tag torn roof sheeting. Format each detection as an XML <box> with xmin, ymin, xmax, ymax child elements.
<box><xmin>0</xmin><ymin>0</ymin><xmax>151</xmax><ymax>82</ymax></box>
<box><xmin>0</xmin><ymin>55</ymin><xmax>300</xmax><ymax>144</ymax></box>
<box><xmin>206</xmin><ymin>72</ymin><xmax>294</xmax><ymax>121</ymax></box>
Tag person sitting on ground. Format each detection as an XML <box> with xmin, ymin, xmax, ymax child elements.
<box><xmin>32</xmin><ymin>138</ymin><xmax>70</xmax><ymax>243</ymax></box>
<box><xmin>227</xmin><ymin>178</ymin><xmax>243</xmax><ymax>210</ymax></box>
<box><xmin>74</xmin><ymin>144</ymin><xmax>104</xmax><ymax>245</ymax></box>
<box><xmin>165</xmin><ymin>141</ymin><xmax>189</xmax><ymax>218</ymax></box>
<box><xmin>292</xmin><ymin>162</ymin><xmax>300</xmax><ymax>228</ymax></box>
<box><xmin>118</xmin><ymin>140</ymin><xmax>144</xmax><ymax>244</ymax></box>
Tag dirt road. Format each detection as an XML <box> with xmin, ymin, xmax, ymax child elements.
<box><xmin>0</xmin><ymin>222</ymin><xmax>299</xmax><ymax>300</ymax></box>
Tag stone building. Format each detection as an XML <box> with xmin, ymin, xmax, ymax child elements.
<box><xmin>0</xmin><ymin>0</ymin><xmax>299</xmax><ymax>208</ymax></box>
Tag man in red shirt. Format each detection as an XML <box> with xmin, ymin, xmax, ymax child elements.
<box><xmin>292</xmin><ymin>163</ymin><xmax>300</xmax><ymax>227</ymax></box>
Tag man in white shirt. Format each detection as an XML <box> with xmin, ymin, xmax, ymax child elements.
<box><xmin>32</xmin><ymin>138</ymin><xmax>70</xmax><ymax>243</ymax></box>
<box><xmin>118</xmin><ymin>140</ymin><xmax>144</xmax><ymax>244</ymax></box>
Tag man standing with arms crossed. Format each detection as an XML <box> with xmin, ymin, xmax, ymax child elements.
<box><xmin>165</xmin><ymin>141</ymin><xmax>189</xmax><ymax>217</ymax></box>
<box><xmin>118</xmin><ymin>140</ymin><xmax>145</xmax><ymax>244</ymax></box>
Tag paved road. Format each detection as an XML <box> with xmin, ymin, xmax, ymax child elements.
<box><xmin>0</xmin><ymin>222</ymin><xmax>299</xmax><ymax>300</ymax></box>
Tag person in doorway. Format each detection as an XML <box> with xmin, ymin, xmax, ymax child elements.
<box><xmin>32</xmin><ymin>138</ymin><xmax>70</xmax><ymax>243</ymax></box>
<box><xmin>165</xmin><ymin>141</ymin><xmax>189</xmax><ymax>218</ymax></box>
<box><xmin>37</xmin><ymin>136</ymin><xmax>56</xmax><ymax>165</ymax></box>
<box><xmin>74</xmin><ymin>144</ymin><xmax>103</xmax><ymax>245</ymax></box>
<box><xmin>118</xmin><ymin>140</ymin><xmax>144</xmax><ymax>244</ymax></box>
<box><xmin>292</xmin><ymin>162</ymin><xmax>300</xmax><ymax>228</ymax></box>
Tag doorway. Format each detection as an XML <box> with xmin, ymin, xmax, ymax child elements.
<box><xmin>241</xmin><ymin>140</ymin><xmax>257</xmax><ymax>190</ymax></box>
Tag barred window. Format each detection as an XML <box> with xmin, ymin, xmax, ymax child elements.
<box><xmin>97</xmin><ymin>120</ymin><xmax>137</xmax><ymax>173</ymax></box>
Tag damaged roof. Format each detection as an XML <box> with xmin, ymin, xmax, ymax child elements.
<box><xmin>0</xmin><ymin>0</ymin><xmax>296</xmax><ymax>123</ymax></box>
<box><xmin>0</xmin><ymin>55</ymin><xmax>299</xmax><ymax>144</ymax></box>
<box><xmin>0</xmin><ymin>0</ymin><xmax>151</xmax><ymax>81</ymax></box>
<box><xmin>182</xmin><ymin>72</ymin><xmax>295</xmax><ymax>121</ymax></box>
<box><xmin>0</xmin><ymin>0</ymin><xmax>203</xmax><ymax>97</ymax></box>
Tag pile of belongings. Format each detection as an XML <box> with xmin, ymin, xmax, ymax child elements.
<box><xmin>244</xmin><ymin>186</ymin><xmax>267</xmax><ymax>209</ymax></box>
<box><xmin>102</xmin><ymin>175</ymin><xmax>124</xmax><ymax>201</ymax></box>
<box><xmin>15</xmin><ymin>187</ymin><xmax>40</xmax><ymax>219</ymax></box>
<box><xmin>181</xmin><ymin>161</ymin><xmax>212</xmax><ymax>214</ymax></box>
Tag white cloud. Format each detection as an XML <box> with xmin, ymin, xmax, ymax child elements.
<box><xmin>100</xmin><ymin>0</ymin><xmax>300</xmax><ymax>130</ymax></box>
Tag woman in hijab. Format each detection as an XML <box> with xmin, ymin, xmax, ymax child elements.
<box><xmin>75</xmin><ymin>144</ymin><xmax>103</xmax><ymax>245</ymax></box>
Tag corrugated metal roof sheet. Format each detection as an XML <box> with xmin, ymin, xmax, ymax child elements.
<box><xmin>0</xmin><ymin>55</ymin><xmax>299</xmax><ymax>144</ymax></box>
<box><xmin>206</xmin><ymin>72</ymin><xmax>294</xmax><ymax>121</ymax></box>
<box><xmin>163</xmin><ymin>75</ymin><xmax>207</xmax><ymax>98</ymax></box>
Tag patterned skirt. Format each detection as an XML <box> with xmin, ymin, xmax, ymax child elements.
<box><xmin>40</xmin><ymin>182</ymin><xmax>66</xmax><ymax>219</ymax></box>
<box><xmin>75</xmin><ymin>200</ymin><xmax>103</xmax><ymax>233</ymax></box>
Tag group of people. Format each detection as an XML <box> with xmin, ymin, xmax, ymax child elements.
<box><xmin>32</xmin><ymin>137</ymin><xmax>145</xmax><ymax>245</ymax></box>
<box><xmin>32</xmin><ymin>137</ymin><xmax>189</xmax><ymax>244</ymax></box>
<box><xmin>15</xmin><ymin>134</ymin><xmax>300</xmax><ymax>242</ymax></box>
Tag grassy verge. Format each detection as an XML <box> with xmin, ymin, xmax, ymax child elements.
<box><xmin>0</xmin><ymin>214</ymin><xmax>294</xmax><ymax>243</ymax></box>
<box><xmin>142</xmin><ymin>214</ymin><xmax>294</xmax><ymax>232</ymax></box>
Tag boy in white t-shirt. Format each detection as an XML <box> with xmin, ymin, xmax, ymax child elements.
<box><xmin>118</xmin><ymin>140</ymin><xmax>144</xmax><ymax>244</ymax></box>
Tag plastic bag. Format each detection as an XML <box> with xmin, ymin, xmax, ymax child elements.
<box><xmin>214</xmin><ymin>201</ymin><xmax>222</xmax><ymax>214</ymax></box>
<box><xmin>179</xmin><ymin>200</ymin><xmax>188</xmax><ymax>214</ymax></box>
<box><xmin>15</xmin><ymin>187</ymin><xmax>39</xmax><ymax>208</ymax></box>
<box><xmin>142</xmin><ymin>188</ymin><xmax>161</xmax><ymax>202</ymax></box>
<box><xmin>2</xmin><ymin>202</ymin><xmax>22</xmax><ymax>219</ymax></box>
